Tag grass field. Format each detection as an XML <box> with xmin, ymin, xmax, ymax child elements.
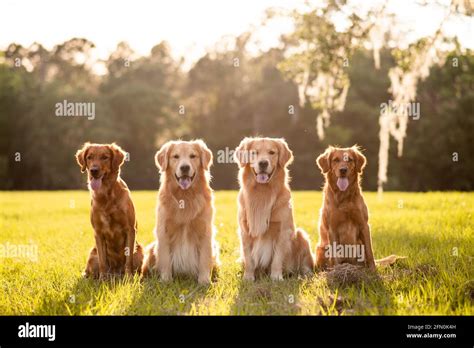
<box><xmin>0</xmin><ymin>191</ymin><xmax>472</xmax><ymax>315</ymax></box>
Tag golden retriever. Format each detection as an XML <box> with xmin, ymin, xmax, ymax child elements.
<box><xmin>315</xmin><ymin>145</ymin><xmax>376</xmax><ymax>271</ymax></box>
<box><xmin>141</xmin><ymin>140</ymin><xmax>219</xmax><ymax>284</ymax></box>
<box><xmin>75</xmin><ymin>142</ymin><xmax>143</xmax><ymax>279</ymax></box>
<box><xmin>234</xmin><ymin>137</ymin><xmax>314</xmax><ymax>281</ymax></box>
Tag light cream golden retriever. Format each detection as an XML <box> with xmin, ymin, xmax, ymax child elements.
<box><xmin>141</xmin><ymin>140</ymin><xmax>218</xmax><ymax>284</ymax></box>
<box><xmin>234</xmin><ymin>137</ymin><xmax>314</xmax><ymax>281</ymax></box>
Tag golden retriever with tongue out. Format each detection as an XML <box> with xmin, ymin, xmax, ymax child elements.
<box><xmin>141</xmin><ymin>139</ymin><xmax>219</xmax><ymax>284</ymax></box>
<box><xmin>75</xmin><ymin>142</ymin><xmax>143</xmax><ymax>279</ymax></box>
<box><xmin>315</xmin><ymin>145</ymin><xmax>376</xmax><ymax>271</ymax></box>
<box><xmin>234</xmin><ymin>137</ymin><xmax>314</xmax><ymax>281</ymax></box>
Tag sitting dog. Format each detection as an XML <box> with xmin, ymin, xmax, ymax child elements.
<box><xmin>141</xmin><ymin>140</ymin><xmax>219</xmax><ymax>284</ymax></box>
<box><xmin>315</xmin><ymin>145</ymin><xmax>376</xmax><ymax>271</ymax></box>
<box><xmin>234</xmin><ymin>137</ymin><xmax>314</xmax><ymax>281</ymax></box>
<box><xmin>75</xmin><ymin>142</ymin><xmax>143</xmax><ymax>279</ymax></box>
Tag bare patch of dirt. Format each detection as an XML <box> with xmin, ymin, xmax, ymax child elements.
<box><xmin>324</xmin><ymin>263</ymin><xmax>377</xmax><ymax>287</ymax></box>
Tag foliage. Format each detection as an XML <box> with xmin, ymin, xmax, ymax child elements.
<box><xmin>275</xmin><ymin>0</ymin><xmax>472</xmax><ymax>192</ymax></box>
<box><xmin>0</xmin><ymin>34</ymin><xmax>473</xmax><ymax>191</ymax></box>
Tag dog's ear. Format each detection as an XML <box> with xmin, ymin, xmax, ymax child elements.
<box><xmin>109</xmin><ymin>143</ymin><xmax>126</xmax><ymax>173</ymax></box>
<box><xmin>316</xmin><ymin>147</ymin><xmax>333</xmax><ymax>174</ymax></box>
<box><xmin>194</xmin><ymin>139</ymin><xmax>213</xmax><ymax>171</ymax></box>
<box><xmin>155</xmin><ymin>141</ymin><xmax>173</xmax><ymax>172</ymax></box>
<box><xmin>75</xmin><ymin>142</ymin><xmax>91</xmax><ymax>173</ymax></box>
<box><xmin>352</xmin><ymin>145</ymin><xmax>366</xmax><ymax>174</ymax></box>
<box><xmin>234</xmin><ymin>137</ymin><xmax>254</xmax><ymax>168</ymax></box>
<box><xmin>276</xmin><ymin>138</ymin><xmax>293</xmax><ymax>167</ymax></box>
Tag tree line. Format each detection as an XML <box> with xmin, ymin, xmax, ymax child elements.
<box><xmin>0</xmin><ymin>36</ymin><xmax>473</xmax><ymax>191</ymax></box>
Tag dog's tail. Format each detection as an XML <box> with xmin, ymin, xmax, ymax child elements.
<box><xmin>140</xmin><ymin>241</ymin><xmax>157</xmax><ymax>278</ymax></box>
<box><xmin>375</xmin><ymin>254</ymin><xmax>407</xmax><ymax>266</ymax></box>
<box><xmin>294</xmin><ymin>228</ymin><xmax>316</xmax><ymax>274</ymax></box>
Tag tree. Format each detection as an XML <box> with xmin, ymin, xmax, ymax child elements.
<box><xmin>99</xmin><ymin>41</ymin><xmax>183</xmax><ymax>188</ymax></box>
<box><xmin>275</xmin><ymin>0</ymin><xmax>473</xmax><ymax>193</ymax></box>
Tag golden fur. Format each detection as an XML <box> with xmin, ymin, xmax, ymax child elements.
<box><xmin>234</xmin><ymin>137</ymin><xmax>314</xmax><ymax>281</ymax></box>
<box><xmin>315</xmin><ymin>145</ymin><xmax>376</xmax><ymax>271</ymax></box>
<box><xmin>75</xmin><ymin>142</ymin><xmax>143</xmax><ymax>279</ymax></box>
<box><xmin>141</xmin><ymin>140</ymin><xmax>219</xmax><ymax>284</ymax></box>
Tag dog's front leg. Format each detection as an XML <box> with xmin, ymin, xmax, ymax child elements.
<box><xmin>316</xmin><ymin>225</ymin><xmax>330</xmax><ymax>269</ymax></box>
<box><xmin>354</xmin><ymin>207</ymin><xmax>376</xmax><ymax>271</ymax></box>
<box><xmin>197</xmin><ymin>228</ymin><xmax>212</xmax><ymax>285</ymax></box>
<box><xmin>270</xmin><ymin>224</ymin><xmax>289</xmax><ymax>281</ymax></box>
<box><xmin>316</xmin><ymin>209</ymin><xmax>331</xmax><ymax>269</ymax></box>
<box><xmin>94</xmin><ymin>233</ymin><xmax>108</xmax><ymax>280</ymax></box>
<box><xmin>270</xmin><ymin>239</ymin><xmax>286</xmax><ymax>281</ymax></box>
<box><xmin>239</xmin><ymin>217</ymin><xmax>256</xmax><ymax>281</ymax></box>
<box><xmin>124</xmin><ymin>224</ymin><xmax>136</xmax><ymax>276</ymax></box>
<box><xmin>157</xmin><ymin>242</ymin><xmax>172</xmax><ymax>282</ymax></box>
<box><xmin>270</xmin><ymin>250</ymin><xmax>284</xmax><ymax>281</ymax></box>
<box><xmin>271</xmin><ymin>237</ymin><xmax>290</xmax><ymax>281</ymax></box>
<box><xmin>156</xmin><ymin>222</ymin><xmax>172</xmax><ymax>282</ymax></box>
<box><xmin>361</xmin><ymin>223</ymin><xmax>376</xmax><ymax>271</ymax></box>
<box><xmin>242</xmin><ymin>238</ymin><xmax>256</xmax><ymax>281</ymax></box>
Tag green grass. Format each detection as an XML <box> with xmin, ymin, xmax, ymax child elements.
<box><xmin>0</xmin><ymin>191</ymin><xmax>472</xmax><ymax>315</ymax></box>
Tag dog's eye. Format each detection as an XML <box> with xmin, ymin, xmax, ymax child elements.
<box><xmin>269</xmin><ymin>150</ymin><xmax>275</xmax><ymax>155</ymax></box>
<box><xmin>190</xmin><ymin>154</ymin><xmax>197</xmax><ymax>159</ymax></box>
<box><xmin>333</xmin><ymin>158</ymin><xmax>340</xmax><ymax>163</ymax></box>
<box><xmin>101</xmin><ymin>156</ymin><xmax>109</xmax><ymax>160</ymax></box>
<box><xmin>173</xmin><ymin>155</ymin><xmax>179</xmax><ymax>159</ymax></box>
<box><xmin>86</xmin><ymin>156</ymin><xmax>93</xmax><ymax>160</ymax></box>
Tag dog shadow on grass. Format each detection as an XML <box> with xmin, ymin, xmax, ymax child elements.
<box><xmin>35</xmin><ymin>274</ymin><xmax>135</xmax><ymax>315</ymax></box>
<box><xmin>125</xmin><ymin>272</ymin><xmax>216</xmax><ymax>315</ymax></box>
<box><xmin>229</xmin><ymin>270</ymin><xmax>309</xmax><ymax>315</ymax></box>
<box><xmin>35</xmin><ymin>271</ymin><xmax>215</xmax><ymax>315</ymax></box>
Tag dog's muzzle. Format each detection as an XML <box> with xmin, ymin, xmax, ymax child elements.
<box><xmin>175</xmin><ymin>173</ymin><xmax>195</xmax><ymax>190</ymax></box>
<box><xmin>253</xmin><ymin>167</ymin><xmax>273</xmax><ymax>184</ymax></box>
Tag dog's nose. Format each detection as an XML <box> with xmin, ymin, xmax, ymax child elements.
<box><xmin>90</xmin><ymin>168</ymin><xmax>99</xmax><ymax>176</ymax></box>
<box><xmin>258</xmin><ymin>160</ymin><xmax>269</xmax><ymax>170</ymax></box>
<box><xmin>340</xmin><ymin>167</ymin><xmax>348</xmax><ymax>175</ymax></box>
<box><xmin>180</xmin><ymin>164</ymin><xmax>190</xmax><ymax>173</ymax></box>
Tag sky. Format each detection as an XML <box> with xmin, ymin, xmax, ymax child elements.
<box><xmin>1</xmin><ymin>0</ymin><xmax>472</xmax><ymax>70</ymax></box>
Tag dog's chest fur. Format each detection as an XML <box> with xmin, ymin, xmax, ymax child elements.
<box><xmin>169</xmin><ymin>195</ymin><xmax>205</xmax><ymax>223</ymax></box>
<box><xmin>155</xmin><ymin>171</ymin><xmax>217</xmax><ymax>277</ymax></box>
<box><xmin>243</xmin><ymin>191</ymin><xmax>281</xmax><ymax>270</ymax></box>
<box><xmin>251</xmin><ymin>237</ymin><xmax>273</xmax><ymax>269</ymax></box>
<box><xmin>159</xmin><ymin>192</ymin><xmax>209</xmax><ymax>276</ymax></box>
<box><xmin>244</xmin><ymin>190</ymin><xmax>276</xmax><ymax>237</ymax></box>
<box><xmin>327</xmin><ymin>200</ymin><xmax>362</xmax><ymax>244</ymax></box>
<box><xmin>167</xmin><ymin>223</ymin><xmax>200</xmax><ymax>275</ymax></box>
<box><xmin>91</xmin><ymin>200</ymin><xmax>128</xmax><ymax>268</ymax></box>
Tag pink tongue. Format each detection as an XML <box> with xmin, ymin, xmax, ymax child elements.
<box><xmin>256</xmin><ymin>173</ymin><xmax>269</xmax><ymax>184</ymax></box>
<box><xmin>90</xmin><ymin>177</ymin><xmax>102</xmax><ymax>191</ymax></box>
<box><xmin>179</xmin><ymin>177</ymin><xmax>192</xmax><ymax>190</ymax></box>
<box><xmin>337</xmin><ymin>177</ymin><xmax>349</xmax><ymax>191</ymax></box>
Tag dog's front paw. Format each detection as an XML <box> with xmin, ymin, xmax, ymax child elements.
<box><xmin>198</xmin><ymin>274</ymin><xmax>211</xmax><ymax>285</ymax></box>
<box><xmin>99</xmin><ymin>272</ymin><xmax>109</xmax><ymax>281</ymax></box>
<box><xmin>243</xmin><ymin>272</ymin><xmax>255</xmax><ymax>282</ymax></box>
<box><xmin>160</xmin><ymin>272</ymin><xmax>172</xmax><ymax>283</ymax></box>
<box><xmin>124</xmin><ymin>267</ymin><xmax>133</xmax><ymax>277</ymax></box>
<box><xmin>271</xmin><ymin>273</ymin><xmax>284</xmax><ymax>281</ymax></box>
<box><xmin>368</xmin><ymin>262</ymin><xmax>377</xmax><ymax>272</ymax></box>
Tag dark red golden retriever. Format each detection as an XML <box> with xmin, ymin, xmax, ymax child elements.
<box><xmin>75</xmin><ymin>142</ymin><xmax>143</xmax><ymax>279</ymax></box>
<box><xmin>315</xmin><ymin>145</ymin><xmax>376</xmax><ymax>271</ymax></box>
